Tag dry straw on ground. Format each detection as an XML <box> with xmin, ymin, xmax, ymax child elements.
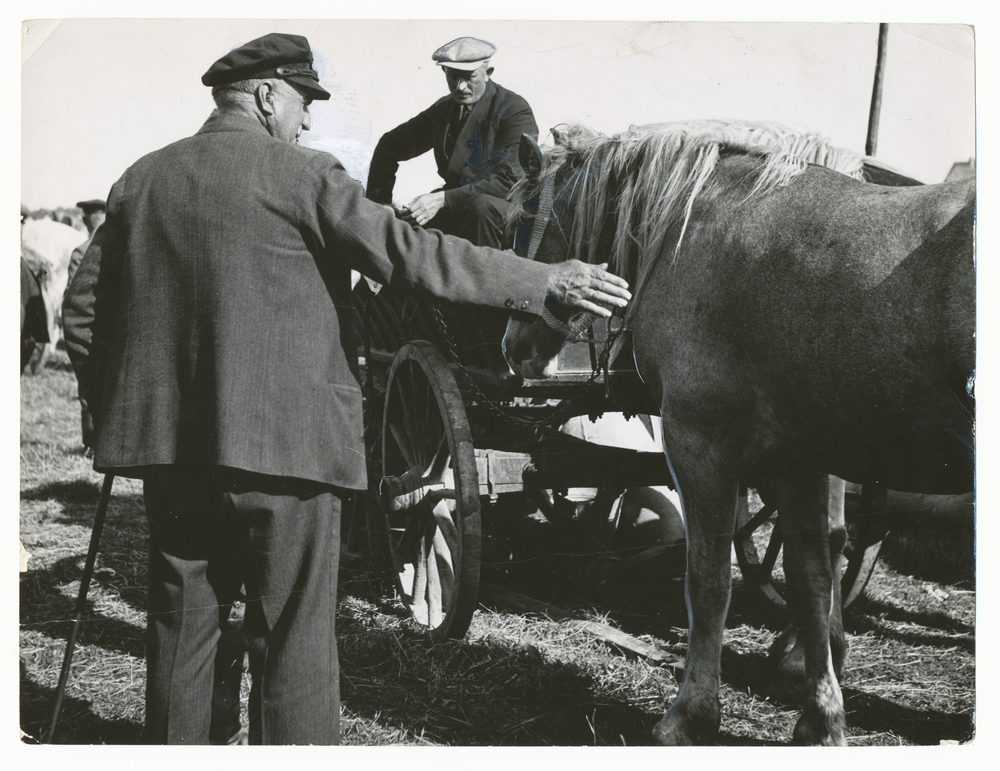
<box><xmin>20</xmin><ymin>351</ymin><xmax>974</xmax><ymax>745</ymax></box>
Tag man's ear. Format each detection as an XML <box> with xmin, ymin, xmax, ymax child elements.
<box><xmin>486</xmin><ymin>66</ymin><xmax>495</xmax><ymax>77</ymax></box>
<box><xmin>257</xmin><ymin>81</ymin><xmax>277</xmax><ymax>116</ymax></box>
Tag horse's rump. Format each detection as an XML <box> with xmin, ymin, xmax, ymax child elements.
<box><xmin>633</xmin><ymin>160</ymin><xmax>975</xmax><ymax>494</ymax></box>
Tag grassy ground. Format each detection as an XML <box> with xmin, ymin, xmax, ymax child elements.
<box><xmin>20</xmin><ymin>351</ymin><xmax>975</xmax><ymax>745</ymax></box>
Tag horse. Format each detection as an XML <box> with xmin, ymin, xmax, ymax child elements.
<box><xmin>501</xmin><ymin>120</ymin><xmax>975</xmax><ymax>745</ymax></box>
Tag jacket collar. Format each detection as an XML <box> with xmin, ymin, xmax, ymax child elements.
<box><xmin>196</xmin><ymin>109</ymin><xmax>274</xmax><ymax>138</ymax></box>
<box><xmin>445</xmin><ymin>80</ymin><xmax>499</xmax><ymax>171</ymax></box>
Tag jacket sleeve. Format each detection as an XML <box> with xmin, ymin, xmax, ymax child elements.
<box><xmin>365</xmin><ymin>103</ymin><xmax>445</xmax><ymax>205</ymax></box>
<box><xmin>444</xmin><ymin>89</ymin><xmax>539</xmax><ymax>209</ymax></box>
<box><xmin>63</xmin><ymin>199</ymin><xmax>123</xmax><ymax>431</ymax></box>
<box><xmin>315</xmin><ymin>154</ymin><xmax>552</xmax><ymax>314</ymax></box>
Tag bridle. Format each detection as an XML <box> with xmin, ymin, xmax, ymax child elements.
<box><xmin>511</xmin><ymin>172</ymin><xmax>594</xmax><ymax>343</ymax></box>
<box><xmin>510</xmin><ymin>166</ymin><xmax>627</xmax><ymax>388</ymax></box>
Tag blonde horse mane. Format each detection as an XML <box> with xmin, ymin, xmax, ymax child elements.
<box><xmin>517</xmin><ymin>119</ymin><xmax>866</xmax><ymax>325</ymax></box>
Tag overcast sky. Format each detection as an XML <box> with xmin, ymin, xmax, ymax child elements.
<box><xmin>19</xmin><ymin>15</ymin><xmax>977</xmax><ymax>210</ymax></box>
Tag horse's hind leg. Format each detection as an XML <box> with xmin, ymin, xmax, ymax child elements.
<box><xmin>652</xmin><ymin>453</ymin><xmax>739</xmax><ymax>745</ymax></box>
<box><xmin>768</xmin><ymin>470</ymin><xmax>847</xmax><ymax>745</ymax></box>
<box><xmin>771</xmin><ymin>475</ymin><xmax>848</xmax><ymax>690</ymax></box>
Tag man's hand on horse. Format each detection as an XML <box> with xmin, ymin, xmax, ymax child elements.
<box><xmin>401</xmin><ymin>192</ymin><xmax>446</xmax><ymax>227</ymax></box>
<box><xmin>546</xmin><ymin>261</ymin><xmax>631</xmax><ymax>318</ymax></box>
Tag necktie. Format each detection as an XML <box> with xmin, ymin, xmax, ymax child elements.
<box><xmin>446</xmin><ymin>105</ymin><xmax>468</xmax><ymax>157</ymax></box>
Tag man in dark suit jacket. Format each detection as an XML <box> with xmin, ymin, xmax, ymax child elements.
<box><xmin>365</xmin><ymin>37</ymin><xmax>537</xmax><ymax>248</ymax></box>
<box><xmin>66</xmin><ymin>199</ymin><xmax>106</xmax><ymax>451</ymax></box>
<box><xmin>67</xmin><ymin>199</ymin><xmax>107</xmax><ymax>287</ymax></box>
<box><xmin>62</xmin><ymin>32</ymin><xmax>629</xmax><ymax>746</ymax></box>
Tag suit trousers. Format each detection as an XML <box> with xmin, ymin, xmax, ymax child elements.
<box><xmin>141</xmin><ymin>465</ymin><xmax>342</xmax><ymax>745</ymax></box>
<box><xmin>427</xmin><ymin>192</ymin><xmax>513</xmax><ymax>249</ymax></box>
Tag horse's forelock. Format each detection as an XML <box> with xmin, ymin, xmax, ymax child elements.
<box><xmin>506</xmin><ymin>125</ymin><xmax>611</xmax><ymax>239</ymax></box>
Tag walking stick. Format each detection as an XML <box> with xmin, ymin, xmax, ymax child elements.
<box><xmin>45</xmin><ymin>473</ymin><xmax>115</xmax><ymax>744</ymax></box>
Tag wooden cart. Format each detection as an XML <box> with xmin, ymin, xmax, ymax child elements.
<box><xmin>351</xmin><ymin>281</ymin><xmax>887</xmax><ymax>639</ymax></box>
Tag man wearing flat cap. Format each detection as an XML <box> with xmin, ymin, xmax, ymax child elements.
<box><xmin>67</xmin><ymin>200</ymin><xmax>106</xmax><ymax>288</ymax></box>
<box><xmin>366</xmin><ymin>37</ymin><xmax>538</xmax><ymax>249</ymax></box>
<box><xmin>66</xmin><ymin>199</ymin><xmax>106</xmax><ymax>450</ymax></box>
<box><xmin>64</xmin><ymin>31</ymin><xmax>629</xmax><ymax>746</ymax></box>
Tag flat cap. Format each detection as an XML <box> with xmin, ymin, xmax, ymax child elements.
<box><xmin>202</xmin><ymin>32</ymin><xmax>331</xmax><ymax>100</ymax></box>
<box><xmin>76</xmin><ymin>199</ymin><xmax>106</xmax><ymax>211</ymax></box>
<box><xmin>432</xmin><ymin>37</ymin><xmax>496</xmax><ymax>71</ymax></box>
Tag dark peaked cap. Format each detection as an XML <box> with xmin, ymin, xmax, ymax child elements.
<box><xmin>76</xmin><ymin>199</ymin><xmax>106</xmax><ymax>211</ymax></box>
<box><xmin>202</xmin><ymin>32</ymin><xmax>331</xmax><ymax>100</ymax></box>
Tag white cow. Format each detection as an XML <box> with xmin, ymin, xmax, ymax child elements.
<box><xmin>20</xmin><ymin>217</ymin><xmax>87</xmax><ymax>364</ymax></box>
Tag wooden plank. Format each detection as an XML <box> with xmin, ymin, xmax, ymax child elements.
<box><xmin>479</xmin><ymin>583</ymin><xmax>683</xmax><ymax>669</ymax></box>
<box><xmin>474</xmin><ymin>446</ymin><xmax>669</xmax><ymax>494</ymax></box>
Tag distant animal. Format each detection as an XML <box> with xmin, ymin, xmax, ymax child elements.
<box><xmin>20</xmin><ymin>217</ymin><xmax>87</xmax><ymax>366</ymax></box>
<box><xmin>20</xmin><ymin>253</ymin><xmax>49</xmax><ymax>373</ymax></box>
<box><xmin>502</xmin><ymin>120</ymin><xmax>975</xmax><ymax>745</ymax></box>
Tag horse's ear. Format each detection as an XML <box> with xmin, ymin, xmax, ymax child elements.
<box><xmin>519</xmin><ymin>134</ymin><xmax>543</xmax><ymax>178</ymax></box>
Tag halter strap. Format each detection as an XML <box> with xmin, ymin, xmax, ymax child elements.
<box><xmin>514</xmin><ymin>174</ymin><xmax>590</xmax><ymax>338</ymax></box>
<box><xmin>513</xmin><ymin>173</ymin><xmax>554</xmax><ymax>263</ymax></box>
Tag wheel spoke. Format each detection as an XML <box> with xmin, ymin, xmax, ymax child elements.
<box><xmin>397</xmin><ymin>507</ymin><xmax>427</xmax><ymax>559</ymax></box>
<box><xmin>427</xmin><ymin>501</ymin><xmax>458</xmax><ymax>625</ymax></box>
<box><xmin>425</xmin><ymin>433</ymin><xmax>451</xmax><ymax>485</ymax></box>
<box><xmin>388</xmin><ymin>422</ymin><xmax>418</xmax><ymax>470</ymax></box>
<box><xmin>405</xmin><ymin>371</ymin><xmax>428</xmax><ymax>463</ymax></box>
<box><xmin>417</xmin><ymin>377</ymin><xmax>435</xmax><ymax>463</ymax></box>
<box><xmin>735</xmin><ymin>501</ymin><xmax>777</xmax><ymax>537</ymax></box>
<box><xmin>432</xmin><ymin>501</ymin><xmax>458</xmax><ymax>569</ymax></box>
<box><xmin>425</xmin><ymin>522</ymin><xmax>444</xmax><ymax>628</ymax></box>
<box><xmin>762</xmin><ymin>520</ymin><xmax>783</xmax><ymax>574</ymax></box>
<box><xmin>396</xmin><ymin>368</ymin><xmax>420</xmax><ymax>460</ymax></box>
<box><xmin>410</xmin><ymin>534</ymin><xmax>430</xmax><ymax>623</ymax></box>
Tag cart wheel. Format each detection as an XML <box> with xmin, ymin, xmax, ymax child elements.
<box><xmin>381</xmin><ymin>341</ymin><xmax>481</xmax><ymax>640</ymax></box>
<box><xmin>733</xmin><ymin>490</ymin><xmax>887</xmax><ymax>611</ymax></box>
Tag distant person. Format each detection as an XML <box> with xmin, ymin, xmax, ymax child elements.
<box><xmin>65</xmin><ymin>199</ymin><xmax>107</xmax><ymax>451</ymax></box>
<box><xmin>63</xmin><ymin>32</ymin><xmax>629</xmax><ymax>745</ymax></box>
<box><xmin>365</xmin><ymin>37</ymin><xmax>538</xmax><ymax>248</ymax></box>
<box><xmin>67</xmin><ymin>199</ymin><xmax>106</xmax><ymax>286</ymax></box>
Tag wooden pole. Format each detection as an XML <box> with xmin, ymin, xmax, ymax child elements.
<box><xmin>866</xmin><ymin>23</ymin><xmax>890</xmax><ymax>156</ymax></box>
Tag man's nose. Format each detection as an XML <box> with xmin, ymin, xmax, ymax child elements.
<box><xmin>301</xmin><ymin>110</ymin><xmax>312</xmax><ymax>132</ymax></box>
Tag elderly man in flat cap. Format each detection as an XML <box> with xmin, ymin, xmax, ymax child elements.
<box><xmin>63</xmin><ymin>32</ymin><xmax>629</xmax><ymax>745</ymax></box>
<box><xmin>366</xmin><ymin>36</ymin><xmax>537</xmax><ymax>249</ymax></box>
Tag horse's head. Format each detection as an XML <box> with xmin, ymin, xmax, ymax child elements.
<box><xmin>503</xmin><ymin>130</ymin><xmax>607</xmax><ymax>379</ymax></box>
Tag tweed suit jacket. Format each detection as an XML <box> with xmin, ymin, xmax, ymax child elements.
<box><xmin>67</xmin><ymin>233</ymin><xmax>94</xmax><ymax>288</ymax></box>
<box><xmin>366</xmin><ymin>80</ymin><xmax>537</xmax><ymax>209</ymax></box>
<box><xmin>63</xmin><ymin>111</ymin><xmax>554</xmax><ymax>489</ymax></box>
